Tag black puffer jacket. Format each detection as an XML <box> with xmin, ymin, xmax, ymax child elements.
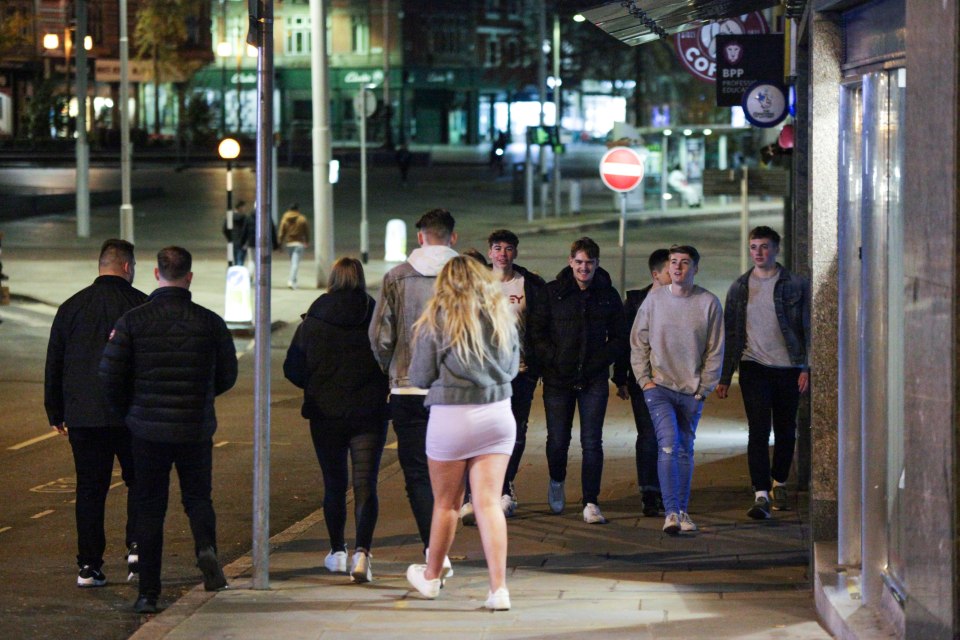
<box><xmin>99</xmin><ymin>287</ymin><xmax>238</xmax><ymax>443</ymax></box>
<box><xmin>44</xmin><ymin>275</ymin><xmax>148</xmax><ymax>429</ymax></box>
<box><xmin>284</xmin><ymin>289</ymin><xmax>388</xmax><ymax>421</ymax></box>
<box><xmin>529</xmin><ymin>266</ymin><xmax>628</xmax><ymax>389</ymax></box>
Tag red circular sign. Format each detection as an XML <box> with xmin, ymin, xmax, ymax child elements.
<box><xmin>674</xmin><ymin>12</ymin><xmax>769</xmax><ymax>83</ymax></box>
<box><xmin>599</xmin><ymin>147</ymin><xmax>645</xmax><ymax>193</ymax></box>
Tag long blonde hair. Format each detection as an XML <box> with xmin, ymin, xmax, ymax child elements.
<box><xmin>414</xmin><ymin>256</ymin><xmax>515</xmax><ymax>366</ymax></box>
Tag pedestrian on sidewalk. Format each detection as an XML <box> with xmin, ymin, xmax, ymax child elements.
<box><xmin>283</xmin><ymin>257</ymin><xmax>388</xmax><ymax>583</ymax></box>
<box><xmin>222</xmin><ymin>200</ymin><xmax>250</xmax><ymax>267</ymax></box>
<box><xmin>405</xmin><ymin>256</ymin><xmax>519</xmax><ymax>611</ymax></box>
<box><xmin>44</xmin><ymin>239</ymin><xmax>148</xmax><ymax>588</ymax></box>
<box><xmin>241</xmin><ymin>205</ymin><xmax>279</xmax><ymax>273</ymax></box>
<box><xmin>621</xmin><ymin>248</ymin><xmax>672</xmax><ymax>517</ymax></box>
<box><xmin>528</xmin><ymin>237</ymin><xmax>628</xmax><ymax>525</ymax></box>
<box><xmin>278</xmin><ymin>203</ymin><xmax>310</xmax><ymax>289</ymax></box>
<box><xmin>369</xmin><ymin>209</ymin><xmax>458</xmax><ymax>574</ymax></box>
<box><xmin>715</xmin><ymin>227</ymin><xmax>810</xmax><ymax>519</ymax></box>
<box><xmin>99</xmin><ymin>246</ymin><xmax>238</xmax><ymax>613</ymax></box>
<box><xmin>630</xmin><ymin>245</ymin><xmax>724</xmax><ymax>535</ymax></box>
<box><xmin>460</xmin><ymin>230</ymin><xmax>546</xmax><ymax>525</ymax></box>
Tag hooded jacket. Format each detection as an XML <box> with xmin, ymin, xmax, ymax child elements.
<box><xmin>285</xmin><ymin>288</ymin><xmax>388</xmax><ymax>421</ymax></box>
<box><xmin>369</xmin><ymin>244</ymin><xmax>459</xmax><ymax>390</ymax></box>
<box><xmin>529</xmin><ymin>265</ymin><xmax>628</xmax><ymax>389</ymax></box>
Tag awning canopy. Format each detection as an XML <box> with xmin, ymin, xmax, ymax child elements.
<box><xmin>578</xmin><ymin>0</ymin><xmax>782</xmax><ymax>46</ymax></box>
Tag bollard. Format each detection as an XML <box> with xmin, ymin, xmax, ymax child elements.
<box><xmin>224</xmin><ymin>265</ymin><xmax>254</xmax><ymax>326</ymax></box>
<box><xmin>384</xmin><ymin>219</ymin><xmax>407</xmax><ymax>262</ymax></box>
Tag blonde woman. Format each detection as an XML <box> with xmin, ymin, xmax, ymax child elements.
<box><xmin>405</xmin><ymin>256</ymin><xmax>519</xmax><ymax>611</ymax></box>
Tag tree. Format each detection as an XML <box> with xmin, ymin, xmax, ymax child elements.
<box><xmin>133</xmin><ymin>0</ymin><xmax>206</xmax><ymax>135</ymax></box>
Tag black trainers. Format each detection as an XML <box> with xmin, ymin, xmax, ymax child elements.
<box><xmin>771</xmin><ymin>485</ymin><xmax>790</xmax><ymax>511</ymax></box>
<box><xmin>77</xmin><ymin>565</ymin><xmax>106</xmax><ymax>587</ymax></box>
<box><xmin>197</xmin><ymin>547</ymin><xmax>228</xmax><ymax>592</ymax></box>
<box><xmin>133</xmin><ymin>595</ymin><xmax>158</xmax><ymax>614</ymax></box>
<box><xmin>127</xmin><ymin>543</ymin><xmax>140</xmax><ymax>582</ymax></box>
<box><xmin>747</xmin><ymin>496</ymin><xmax>772</xmax><ymax>520</ymax></box>
<box><xmin>641</xmin><ymin>490</ymin><xmax>660</xmax><ymax>517</ymax></box>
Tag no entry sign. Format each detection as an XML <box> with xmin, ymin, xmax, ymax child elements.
<box><xmin>599</xmin><ymin>147</ymin><xmax>645</xmax><ymax>192</ymax></box>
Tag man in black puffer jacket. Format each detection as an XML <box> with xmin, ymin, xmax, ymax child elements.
<box><xmin>99</xmin><ymin>246</ymin><xmax>237</xmax><ymax>614</ymax></box>
<box><xmin>45</xmin><ymin>239</ymin><xmax>148</xmax><ymax>588</ymax></box>
<box><xmin>528</xmin><ymin>237</ymin><xmax>628</xmax><ymax>526</ymax></box>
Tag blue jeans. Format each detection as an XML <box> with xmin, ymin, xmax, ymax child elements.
<box><xmin>542</xmin><ymin>374</ymin><xmax>609</xmax><ymax>506</ymax></box>
<box><xmin>390</xmin><ymin>394</ymin><xmax>433</xmax><ymax>548</ymax></box>
<box><xmin>285</xmin><ymin>244</ymin><xmax>305</xmax><ymax>286</ymax></box>
<box><xmin>643</xmin><ymin>386</ymin><xmax>704</xmax><ymax>515</ymax></box>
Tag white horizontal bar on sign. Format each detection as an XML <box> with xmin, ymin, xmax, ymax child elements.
<box><xmin>600</xmin><ymin>162</ymin><xmax>644</xmax><ymax>176</ymax></box>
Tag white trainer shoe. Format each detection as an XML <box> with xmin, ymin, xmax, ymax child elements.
<box><xmin>663</xmin><ymin>512</ymin><xmax>681</xmax><ymax>535</ymax></box>
<box><xmin>324</xmin><ymin>549</ymin><xmax>348</xmax><ymax>573</ymax></box>
<box><xmin>350</xmin><ymin>550</ymin><xmax>372</xmax><ymax>583</ymax></box>
<box><xmin>679</xmin><ymin>511</ymin><xmax>698</xmax><ymax>532</ymax></box>
<box><xmin>459</xmin><ymin>500</ymin><xmax>476</xmax><ymax>526</ymax></box>
<box><xmin>582</xmin><ymin>503</ymin><xmax>608</xmax><ymax>524</ymax></box>
<box><xmin>406</xmin><ymin>564</ymin><xmax>441</xmax><ymax>599</ymax></box>
<box><xmin>484</xmin><ymin>586</ymin><xmax>511</xmax><ymax>610</ymax></box>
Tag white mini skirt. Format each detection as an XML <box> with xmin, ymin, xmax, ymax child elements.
<box><xmin>426</xmin><ymin>398</ymin><xmax>516</xmax><ymax>461</ymax></box>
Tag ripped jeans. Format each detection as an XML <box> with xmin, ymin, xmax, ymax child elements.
<box><xmin>642</xmin><ymin>385</ymin><xmax>704</xmax><ymax>515</ymax></box>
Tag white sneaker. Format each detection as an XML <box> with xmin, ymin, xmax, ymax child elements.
<box><xmin>484</xmin><ymin>586</ymin><xmax>511</xmax><ymax>611</ymax></box>
<box><xmin>582</xmin><ymin>503</ymin><xmax>608</xmax><ymax>524</ymax></box>
<box><xmin>679</xmin><ymin>511</ymin><xmax>698</xmax><ymax>532</ymax></box>
<box><xmin>406</xmin><ymin>564</ymin><xmax>441</xmax><ymax>599</ymax></box>
<box><xmin>500</xmin><ymin>493</ymin><xmax>517</xmax><ymax>517</ymax></box>
<box><xmin>350</xmin><ymin>550</ymin><xmax>372</xmax><ymax>583</ymax></box>
<box><xmin>424</xmin><ymin>547</ymin><xmax>454</xmax><ymax>581</ymax></box>
<box><xmin>324</xmin><ymin>549</ymin><xmax>348</xmax><ymax>573</ymax></box>
<box><xmin>459</xmin><ymin>500</ymin><xmax>476</xmax><ymax>526</ymax></box>
<box><xmin>663</xmin><ymin>513</ymin><xmax>681</xmax><ymax>535</ymax></box>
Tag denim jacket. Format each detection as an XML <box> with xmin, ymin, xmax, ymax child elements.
<box><xmin>719</xmin><ymin>264</ymin><xmax>810</xmax><ymax>385</ymax></box>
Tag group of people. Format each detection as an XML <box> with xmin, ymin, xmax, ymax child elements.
<box><xmin>222</xmin><ymin>201</ymin><xmax>311</xmax><ymax>290</ymax></box>
<box><xmin>42</xmin><ymin>211</ymin><xmax>808</xmax><ymax>615</ymax></box>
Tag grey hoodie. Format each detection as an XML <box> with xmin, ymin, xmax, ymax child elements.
<box><xmin>369</xmin><ymin>244</ymin><xmax>459</xmax><ymax>391</ymax></box>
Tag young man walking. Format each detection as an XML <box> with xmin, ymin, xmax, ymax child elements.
<box><xmin>622</xmin><ymin>249</ymin><xmax>671</xmax><ymax>517</ymax></box>
<box><xmin>529</xmin><ymin>237</ymin><xmax>628</xmax><ymax>524</ymax></box>
<box><xmin>631</xmin><ymin>245</ymin><xmax>724</xmax><ymax>535</ymax></box>
<box><xmin>369</xmin><ymin>209</ymin><xmax>458</xmax><ymax>572</ymax></box>
<box><xmin>715</xmin><ymin>226</ymin><xmax>810</xmax><ymax>519</ymax></box>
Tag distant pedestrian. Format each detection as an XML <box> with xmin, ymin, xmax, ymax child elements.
<box><xmin>99</xmin><ymin>246</ymin><xmax>238</xmax><ymax>613</ymax></box>
<box><xmin>396</xmin><ymin>145</ymin><xmax>413</xmax><ymax>184</ymax></box>
<box><xmin>369</xmin><ymin>208</ymin><xmax>458</xmax><ymax>575</ymax></box>
<box><xmin>621</xmin><ymin>248</ymin><xmax>672</xmax><ymax>517</ymax></box>
<box><xmin>460</xmin><ymin>229</ymin><xmax>546</xmax><ymax>525</ymax></box>
<box><xmin>528</xmin><ymin>237</ymin><xmax>628</xmax><ymax>525</ymax></box>
<box><xmin>44</xmin><ymin>239</ymin><xmax>148</xmax><ymax>588</ymax></box>
<box><xmin>241</xmin><ymin>206</ymin><xmax>279</xmax><ymax>272</ymax></box>
<box><xmin>461</xmin><ymin>247</ymin><xmax>488</xmax><ymax>266</ymax></box>
<box><xmin>278</xmin><ymin>203</ymin><xmax>310</xmax><ymax>289</ymax></box>
<box><xmin>222</xmin><ymin>200</ymin><xmax>250</xmax><ymax>266</ymax></box>
<box><xmin>283</xmin><ymin>257</ymin><xmax>388</xmax><ymax>583</ymax></box>
<box><xmin>715</xmin><ymin>227</ymin><xmax>810</xmax><ymax>519</ymax></box>
<box><xmin>405</xmin><ymin>256</ymin><xmax>519</xmax><ymax>610</ymax></box>
<box><xmin>630</xmin><ymin>244</ymin><xmax>724</xmax><ymax>535</ymax></box>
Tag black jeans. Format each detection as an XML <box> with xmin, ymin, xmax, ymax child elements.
<box><xmin>738</xmin><ymin>360</ymin><xmax>801</xmax><ymax>492</ymax></box>
<box><xmin>502</xmin><ymin>372</ymin><xmax>538</xmax><ymax>494</ymax></box>
<box><xmin>68</xmin><ymin>427</ymin><xmax>137</xmax><ymax>569</ymax></box>
<box><xmin>131</xmin><ymin>437</ymin><xmax>216</xmax><ymax>598</ymax></box>
<box><xmin>390</xmin><ymin>395</ymin><xmax>433</xmax><ymax>548</ymax></box>
<box><xmin>309</xmin><ymin>418</ymin><xmax>388</xmax><ymax>552</ymax></box>
<box><xmin>542</xmin><ymin>374</ymin><xmax>609</xmax><ymax>506</ymax></box>
<box><xmin>628</xmin><ymin>386</ymin><xmax>660</xmax><ymax>493</ymax></box>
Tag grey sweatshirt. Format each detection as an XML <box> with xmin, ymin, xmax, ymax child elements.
<box><xmin>408</xmin><ymin>318</ymin><xmax>519</xmax><ymax>406</ymax></box>
<box><xmin>630</xmin><ymin>284</ymin><xmax>724</xmax><ymax>396</ymax></box>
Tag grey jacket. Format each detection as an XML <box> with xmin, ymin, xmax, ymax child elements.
<box><xmin>369</xmin><ymin>245</ymin><xmax>459</xmax><ymax>390</ymax></box>
<box><xmin>408</xmin><ymin>318</ymin><xmax>519</xmax><ymax>406</ymax></box>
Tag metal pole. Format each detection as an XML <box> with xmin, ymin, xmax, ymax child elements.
<box><xmin>551</xmin><ymin>11</ymin><xmax>561</xmax><ymax>217</ymax></box>
<box><xmin>311</xmin><ymin>0</ymin><xmax>334</xmax><ymax>285</ymax></box>
<box><xmin>618</xmin><ymin>192</ymin><xmax>627</xmax><ymax>294</ymax></box>
<box><xmin>251</xmin><ymin>0</ymin><xmax>274</xmax><ymax>591</ymax></box>
<box><xmin>524</xmin><ymin>135</ymin><xmax>533</xmax><ymax>222</ymax></box>
<box><xmin>537</xmin><ymin>0</ymin><xmax>547</xmax><ymax>218</ymax></box>
<box><xmin>119</xmin><ymin>0</ymin><xmax>134</xmax><ymax>242</ymax></box>
<box><xmin>75</xmin><ymin>0</ymin><xmax>90</xmax><ymax>238</ymax></box>
<box><xmin>660</xmin><ymin>133</ymin><xmax>668</xmax><ymax>212</ymax></box>
<box><xmin>225</xmin><ymin>160</ymin><xmax>234</xmax><ymax>266</ymax></box>
<box><xmin>381</xmin><ymin>0</ymin><xmax>393</xmax><ymax>149</ymax></box>
<box><xmin>739</xmin><ymin>166</ymin><xmax>749</xmax><ymax>273</ymax></box>
<box><xmin>359</xmin><ymin>88</ymin><xmax>369</xmax><ymax>263</ymax></box>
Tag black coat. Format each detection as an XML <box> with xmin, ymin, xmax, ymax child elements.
<box><xmin>99</xmin><ymin>287</ymin><xmax>238</xmax><ymax>443</ymax></box>
<box><xmin>510</xmin><ymin>263</ymin><xmax>547</xmax><ymax>378</ymax></box>
<box><xmin>44</xmin><ymin>275</ymin><xmax>149</xmax><ymax>429</ymax></box>
<box><xmin>284</xmin><ymin>289</ymin><xmax>388</xmax><ymax>422</ymax></box>
<box><xmin>529</xmin><ymin>266</ymin><xmax>628</xmax><ymax>389</ymax></box>
<box><xmin>622</xmin><ymin>284</ymin><xmax>653</xmax><ymax>391</ymax></box>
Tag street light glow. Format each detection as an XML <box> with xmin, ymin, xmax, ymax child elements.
<box><xmin>683</xmin><ymin>128</ymin><xmax>693</xmax><ymax>136</ymax></box>
<box><xmin>573</xmin><ymin>14</ymin><xmax>586</xmax><ymax>22</ymax></box>
<box><xmin>216</xmin><ymin>42</ymin><xmax>233</xmax><ymax>57</ymax></box>
<box><xmin>84</xmin><ymin>36</ymin><xmax>93</xmax><ymax>50</ymax></box>
<box><xmin>218</xmin><ymin>137</ymin><xmax>240</xmax><ymax>160</ymax></box>
<box><xmin>43</xmin><ymin>33</ymin><xmax>59</xmax><ymax>49</ymax></box>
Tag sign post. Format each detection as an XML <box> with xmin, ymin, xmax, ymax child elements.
<box><xmin>599</xmin><ymin>147</ymin><xmax>645</xmax><ymax>293</ymax></box>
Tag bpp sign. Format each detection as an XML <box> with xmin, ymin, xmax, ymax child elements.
<box><xmin>674</xmin><ymin>12</ymin><xmax>769</xmax><ymax>83</ymax></box>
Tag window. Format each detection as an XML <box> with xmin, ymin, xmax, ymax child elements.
<box><xmin>351</xmin><ymin>14</ymin><xmax>369</xmax><ymax>54</ymax></box>
<box><xmin>285</xmin><ymin>15</ymin><xmax>311</xmax><ymax>56</ymax></box>
<box><xmin>486</xmin><ymin>39</ymin><xmax>501</xmax><ymax>67</ymax></box>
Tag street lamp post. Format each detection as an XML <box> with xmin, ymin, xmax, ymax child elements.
<box><xmin>218</xmin><ymin>137</ymin><xmax>241</xmax><ymax>266</ymax></box>
<box><xmin>75</xmin><ymin>0</ymin><xmax>90</xmax><ymax>239</ymax></box>
<box><xmin>119</xmin><ymin>0</ymin><xmax>134</xmax><ymax>242</ymax></box>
